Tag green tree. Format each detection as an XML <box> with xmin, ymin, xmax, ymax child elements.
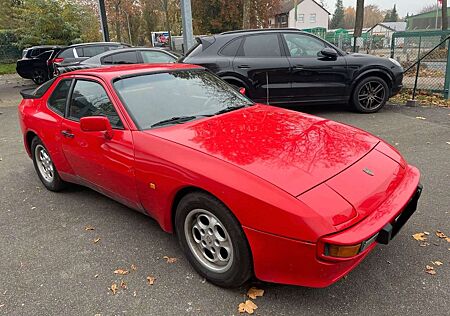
<box><xmin>383</xmin><ymin>5</ymin><xmax>399</xmax><ymax>22</ymax></box>
<box><xmin>330</xmin><ymin>0</ymin><xmax>345</xmax><ymax>29</ymax></box>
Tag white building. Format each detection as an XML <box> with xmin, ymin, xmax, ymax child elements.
<box><xmin>269</xmin><ymin>0</ymin><xmax>330</xmax><ymax>30</ymax></box>
<box><xmin>367</xmin><ymin>22</ymin><xmax>407</xmax><ymax>48</ymax></box>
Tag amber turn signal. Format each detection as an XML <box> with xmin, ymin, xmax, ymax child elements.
<box><xmin>326</xmin><ymin>243</ymin><xmax>362</xmax><ymax>258</ymax></box>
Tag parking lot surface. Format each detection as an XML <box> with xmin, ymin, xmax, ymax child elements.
<box><xmin>0</xmin><ymin>76</ymin><xmax>449</xmax><ymax>315</ymax></box>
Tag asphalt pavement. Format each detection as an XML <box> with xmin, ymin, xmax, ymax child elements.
<box><xmin>0</xmin><ymin>76</ymin><xmax>449</xmax><ymax>315</ymax></box>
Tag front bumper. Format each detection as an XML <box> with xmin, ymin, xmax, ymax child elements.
<box><xmin>244</xmin><ymin>165</ymin><xmax>421</xmax><ymax>288</ymax></box>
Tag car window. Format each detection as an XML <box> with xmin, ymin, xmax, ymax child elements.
<box><xmin>242</xmin><ymin>34</ymin><xmax>281</xmax><ymax>57</ymax></box>
<box><xmin>47</xmin><ymin>80</ymin><xmax>72</xmax><ymax>116</ymax></box>
<box><xmin>220</xmin><ymin>38</ymin><xmax>242</xmax><ymax>57</ymax></box>
<box><xmin>36</xmin><ymin>50</ymin><xmax>52</xmax><ymax>60</ymax></box>
<box><xmin>283</xmin><ymin>33</ymin><xmax>326</xmax><ymax>58</ymax></box>
<box><xmin>103</xmin><ymin>51</ymin><xmax>139</xmax><ymax>65</ymax></box>
<box><xmin>140</xmin><ymin>51</ymin><xmax>176</xmax><ymax>63</ymax></box>
<box><xmin>69</xmin><ymin>80</ymin><xmax>123</xmax><ymax>128</ymax></box>
<box><xmin>59</xmin><ymin>48</ymin><xmax>75</xmax><ymax>58</ymax></box>
<box><xmin>81</xmin><ymin>46</ymin><xmax>107</xmax><ymax>58</ymax></box>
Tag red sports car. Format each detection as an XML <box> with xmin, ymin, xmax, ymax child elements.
<box><xmin>18</xmin><ymin>64</ymin><xmax>422</xmax><ymax>288</ymax></box>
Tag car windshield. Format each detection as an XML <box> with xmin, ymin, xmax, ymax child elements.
<box><xmin>113</xmin><ymin>69</ymin><xmax>253</xmax><ymax>130</ymax></box>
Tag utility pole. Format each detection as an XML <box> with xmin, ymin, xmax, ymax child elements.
<box><xmin>443</xmin><ymin>0</ymin><xmax>448</xmax><ymax>31</ymax></box>
<box><xmin>98</xmin><ymin>0</ymin><xmax>110</xmax><ymax>42</ymax></box>
<box><xmin>353</xmin><ymin>0</ymin><xmax>364</xmax><ymax>52</ymax></box>
<box><xmin>181</xmin><ymin>0</ymin><xmax>194</xmax><ymax>53</ymax></box>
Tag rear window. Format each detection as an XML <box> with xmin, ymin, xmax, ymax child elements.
<box><xmin>58</xmin><ymin>48</ymin><xmax>75</xmax><ymax>58</ymax></box>
<box><xmin>80</xmin><ymin>45</ymin><xmax>108</xmax><ymax>57</ymax></box>
<box><xmin>103</xmin><ymin>51</ymin><xmax>139</xmax><ymax>64</ymax></box>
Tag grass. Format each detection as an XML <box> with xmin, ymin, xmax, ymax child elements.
<box><xmin>0</xmin><ymin>63</ymin><xmax>16</xmax><ymax>75</ymax></box>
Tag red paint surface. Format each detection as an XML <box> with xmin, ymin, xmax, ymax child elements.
<box><xmin>18</xmin><ymin>65</ymin><xmax>421</xmax><ymax>287</ymax></box>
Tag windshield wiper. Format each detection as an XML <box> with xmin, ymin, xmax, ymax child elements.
<box><xmin>151</xmin><ymin>116</ymin><xmax>197</xmax><ymax>128</ymax></box>
<box><xmin>213</xmin><ymin>105</ymin><xmax>246</xmax><ymax>116</ymax></box>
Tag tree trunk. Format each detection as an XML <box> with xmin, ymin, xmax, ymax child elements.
<box><xmin>353</xmin><ymin>0</ymin><xmax>364</xmax><ymax>52</ymax></box>
<box><xmin>442</xmin><ymin>0</ymin><xmax>448</xmax><ymax>31</ymax></box>
<box><xmin>115</xmin><ymin>2</ymin><xmax>122</xmax><ymax>42</ymax></box>
<box><xmin>243</xmin><ymin>0</ymin><xmax>250</xmax><ymax>29</ymax></box>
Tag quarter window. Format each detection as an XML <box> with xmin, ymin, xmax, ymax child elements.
<box><xmin>242</xmin><ymin>34</ymin><xmax>281</xmax><ymax>57</ymax></box>
<box><xmin>220</xmin><ymin>38</ymin><xmax>242</xmax><ymax>57</ymax></box>
<box><xmin>69</xmin><ymin>80</ymin><xmax>123</xmax><ymax>128</ymax></box>
<box><xmin>283</xmin><ymin>33</ymin><xmax>327</xmax><ymax>57</ymax></box>
<box><xmin>47</xmin><ymin>80</ymin><xmax>72</xmax><ymax>115</ymax></box>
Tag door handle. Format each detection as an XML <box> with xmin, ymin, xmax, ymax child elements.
<box><xmin>237</xmin><ymin>65</ymin><xmax>250</xmax><ymax>69</ymax></box>
<box><xmin>292</xmin><ymin>65</ymin><xmax>304</xmax><ymax>70</ymax></box>
<box><xmin>61</xmin><ymin>130</ymin><xmax>74</xmax><ymax>138</ymax></box>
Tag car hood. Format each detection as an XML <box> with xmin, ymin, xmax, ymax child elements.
<box><xmin>146</xmin><ymin>105</ymin><xmax>380</xmax><ymax>196</ymax></box>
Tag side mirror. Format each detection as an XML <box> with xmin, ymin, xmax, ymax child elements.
<box><xmin>320</xmin><ymin>47</ymin><xmax>338</xmax><ymax>58</ymax></box>
<box><xmin>80</xmin><ymin>116</ymin><xmax>114</xmax><ymax>140</ymax></box>
<box><xmin>239</xmin><ymin>87</ymin><xmax>246</xmax><ymax>95</ymax></box>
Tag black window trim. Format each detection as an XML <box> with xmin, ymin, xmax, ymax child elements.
<box><xmin>66</xmin><ymin>78</ymin><xmax>125</xmax><ymax>130</ymax></box>
<box><xmin>46</xmin><ymin>78</ymin><xmax>74</xmax><ymax>117</ymax></box>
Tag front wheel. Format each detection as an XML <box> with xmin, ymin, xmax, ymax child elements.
<box><xmin>174</xmin><ymin>192</ymin><xmax>252</xmax><ymax>288</ymax></box>
<box><xmin>31</xmin><ymin>68</ymin><xmax>47</xmax><ymax>85</ymax></box>
<box><xmin>352</xmin><ymin>76</ymin><xmax>389</xmax><ymax>113</ymax></box>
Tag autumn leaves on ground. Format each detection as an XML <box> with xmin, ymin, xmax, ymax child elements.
<box><xmin>411</xmin><ymin>230</ymin><xmax>449</xmax><ymax>276</ymax></box>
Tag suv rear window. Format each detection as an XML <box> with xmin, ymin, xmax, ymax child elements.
<box><xmin>58</xmin><ymin>48</ymin><xmax>75</xmax><ymax>58</ymax></box>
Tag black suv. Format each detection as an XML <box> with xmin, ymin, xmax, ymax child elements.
<box><xmin>180</xmin><ymin>29</ymin><xmax>404</xmax><ymax>113</ymax></box>
<box><xmin>16</xmin><ymin>46</ymin><xmax>64</xmax><ymax>84</ymax></box>
<box><xmin>53</xmin><ymin>42</ymin><xmax>131</xmax><ymax>76</ymax></box>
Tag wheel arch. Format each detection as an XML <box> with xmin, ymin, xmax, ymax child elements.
<box><xmin>351</xmin><ymin>69</ymin><xmax>394</xmax><ymax>96</ymax></box>
<box><xmin>25</xmin><ymin>130</ymin><xmax>38</xmax><ymax>157</ymax></box>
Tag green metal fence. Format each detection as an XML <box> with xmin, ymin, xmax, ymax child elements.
<box><xmin>391</xmin><ymin>30</ymin><xmax>450</xmax><ymax>95</ymax></box>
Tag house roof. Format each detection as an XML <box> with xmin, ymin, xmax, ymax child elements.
<box><xmin>407</xmin><ymin>7</ymin><xmax>450</xmax><ymax>19</ymax></box>
<box><xmin>276</xmin><ymin>0</ymin><xmax>331</xmax><ymax>16</ymax></box>
<box><xmin>368</xmin><ymin>22</ymin><xmax>407</xmax><ymax>32</ymax></box>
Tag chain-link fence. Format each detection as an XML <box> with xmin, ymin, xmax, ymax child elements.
<box><xmin>0</xmin><ymin>30</ymin><xmax>21</xmax><ymax>63</ymax></box>
<box><xmin>391</xmin><ymin>31</ymin><xmax>450</xmax><ymax>95</ymax></box>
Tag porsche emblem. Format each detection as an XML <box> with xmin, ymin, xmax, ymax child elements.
<box><xmin>363</xmin><ymin>168</ymin><xmax>374</xmax><ymax>176</ymax></box>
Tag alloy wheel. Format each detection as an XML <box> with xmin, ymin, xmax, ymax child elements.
<box><xmin>35</xmin><ymin>144</ymin><xmax>54</xmax><ymax>182</ymax></box>
<box><xmin>358</xmin><ymin>81</ymin><xmax>386</xmax><ymax>111</ymax></box>
<box><xmin>184</xmin><ymin>209</ymin><xmax>234</xmax><ymax>273</ymax></box>
<box><xmin>32</xmin><ymin>69</ymin><xmax>46</xmax><ymax>85</ymax></box>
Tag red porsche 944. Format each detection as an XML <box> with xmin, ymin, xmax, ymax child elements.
<box><xmin>18</xmin><ymin>64</ymin><xmax>422</xmax><ymax>288</ymax></box>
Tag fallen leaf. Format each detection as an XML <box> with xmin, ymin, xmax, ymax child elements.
<box><xmin>425</xmin><ymin>265</ymin><xmax>436</xmax><ymax>275</ymax></box>
<box><xmin>131</xmin><ymin>264</ymin><xmax>137</xmax><ymax>271</ymax></box>
<box><xmin>163</xmin><ymin>256</ymin><xmax>177</xmax><ymax>263</ymax></box>
<box><xmin>85</xmin><ymin>225</ymin><xmax>95</xmax><ymax>231</ymax></box>
<box><xmin>238</xmin><ymin>300</ymin><xmax>258</xmax><ymax>314</ymax></box>
<box><xmin>412</xmin><ymin>232</ymin><xmax>427</xmax><ymax>241</ymax></box>
<box><xmin>446</xmin><ymin>142</ymin><xmax>450</xmax><ymax>145</ymax></box>
<box><xmin>415</xmin><ymin>116</ymin><xmax>426</xmax><ymax>120</ymax></box>
<box><xmin>94</xmin><ymin>274</ymin><xmax>99</xmax><ymax>278</ymax></box>
<box><xmin>423</xmin><ymin>231</ymin><xmax>430</xmax><ymax>235</ymax></box>
<box><xmin>446</xmin><ymin>238</ymin><xmax>450</xmax><ymax>243</ymax></box>
<box><xmin>133</xmin><ymin>291</ymin><xmax>137</xmax><ymax>297</ymax></box>
<box><xmin>120</xmin><ymin>280</ymin><xmax>127</xmax><ymax>289</ymax></box>
<box><xmin>93</xmin><ymin>238</ymin><xmax>101</xmax><ymax>244</ymax></box>
<box><xmin>433</xmin><ymin>261</ymin><xmax>443</xmax><ymax>266</ymax></box>
<box><xmin>436</xmin><ymin>230</ymin><xmax>448</xmax><ymax>239</ymax></box>
<box><xmin>247</xmin><ymin>287</ymin><xmax>264</xmax><ymax>300</ymax></box>
<box><xmin>114</xmin><ymin>269</ymin><xmax>129</xmax><ymax>275</ymax></box>
<box><xmin>146</xmin><ymin>275</ymin><xmax>156</xmax><ymax>285</ymax></box>
<box><xmin>110</xmin><ymin>283</ymin><xmax>118</xmax><ymax>294</ymax></box>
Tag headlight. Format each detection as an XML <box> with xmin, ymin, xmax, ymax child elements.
<box><xmin>389</xmin><ymin>58</ymin><xmax>402</xmax><ymax>68</ymax></box>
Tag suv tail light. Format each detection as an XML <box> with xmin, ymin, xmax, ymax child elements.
<box><xmin>53</xmin><ymin>57</ymin><xmax>64</xmax><ymax>63</ymax></box>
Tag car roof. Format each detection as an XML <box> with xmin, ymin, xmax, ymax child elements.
<box><xmin>81</xmin><ymin>47</ymin><xmax>178</xmax><ymax>64</ymax></box>
<box><xmin>63</xmin><ymin>63</ymin><xmax>202</xmax><ymax>81</ymax></box>
<box><xmin>220</xmin><ymin>28</ymin><xmax>302</xmax><ymax>35</ymax></box>
<box><xmin>27</xmin><ymin>45</ymin><xmax>64</xmax><ymax>50</ymax></box>
<box><xmin>65</xmin><ymin>42</ymin><xmax>130</xmax><ymax>48</ymax></box>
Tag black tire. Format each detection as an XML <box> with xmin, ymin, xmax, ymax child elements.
<box><xmin>174</xmin><ymin>192</ymin><xmax>252</xmax><ymax>288</ymax></box>
<box><xmin>31</xmin><ymin>137</ymin><xmax>66</xmax><ymax>191</ymax></box>
<box><xmin>31</xmin><ymin>68</ymin><xmax>47</xmax><ymax>85</ymax></box>
<box><xmin>351</xmin><ymin>76</ymin><xmax>389</xmax><ymax>113</ymax></box>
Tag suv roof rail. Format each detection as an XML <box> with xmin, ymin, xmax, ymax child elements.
<box><xmin>220</xmin><ymin>28</ymin><xmax>302</xmax><ymax>35</ymax></box>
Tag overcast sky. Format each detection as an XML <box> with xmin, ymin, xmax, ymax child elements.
<box><xmin>323</xmin><ymin>0</ymin><xmax>438</xmax><ymax>17</ymax></box>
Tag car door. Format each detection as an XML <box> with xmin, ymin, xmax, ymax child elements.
<box><xmin>281</xmin><ymin>33</ymin><xmax>349</xmax><ymax>103</ymax></box>
<box><xmin>60</xmin><ymin>77</ymin><xmax>140</xmax><ymax>208</ymax></box>
<box><xmin>232</xmin><ymin>33</ymin><xmax>291</xmax><ymax>104</ymax></box>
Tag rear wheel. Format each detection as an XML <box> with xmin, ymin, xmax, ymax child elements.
<box><xmin>31</xmin><ymin>137</ymin><xmax>66</xmax><ymax>191</ymax></box>
<box><xmin>175</xmin><ymin>192</ymin><xmax>252</xmax><ymax>288</ymax></box>
<box><xmin>352</xmin><ymin>76</ymin><xmax>389</xmax><ymax>113</ymax></box>
<box><xmin>31</xmin><ymin>68</ymin><xmax>47</xmax><ymax>85</ymax></box>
